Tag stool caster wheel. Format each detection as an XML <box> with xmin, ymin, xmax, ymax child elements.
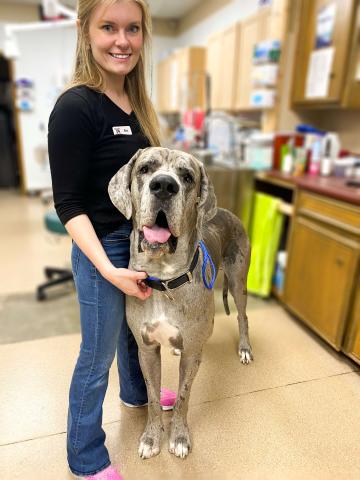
<box><xmin>36</xmin><ymin>290</ymin><xmax>46</xmax><ymax>301</ymax></box>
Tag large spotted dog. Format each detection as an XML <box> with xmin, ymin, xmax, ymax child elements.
<box><xmin>109</xmin><ymin>147</ymin><xmax>252</xmax><ymax>460</ymax></box>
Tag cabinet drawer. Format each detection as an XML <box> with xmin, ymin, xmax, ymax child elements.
<box><xmin>297</xmin><ymin>191</ymin><xmax>360</xmax><ymax>235</ymax></box>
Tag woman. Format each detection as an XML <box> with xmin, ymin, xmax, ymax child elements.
<box><xmin>48</xmin><ymin>1</ymin><xmax>175</xmax><ymax>478</ymax></box>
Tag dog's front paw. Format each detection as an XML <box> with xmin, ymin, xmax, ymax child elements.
<box><xmin>169</xmin><ymin>424</ymin><xmax>191</xmax><ymax>459</ymax></box>
<box><xmin>138</xmin><ymin>425</ymin><xmax>163</xmax><ymax>459</ymax></box>
<box><xmin>238</xmin><ymin>347</ymin><xmax>253</xmax><ymax>364</ymax></box>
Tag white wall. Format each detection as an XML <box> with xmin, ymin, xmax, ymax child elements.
<box><xmin>13</xmin><ymin>24</ymin><xmax>77</xmax><ymax>191</ymax></box>
<box><xmin>176</xmin><ymin>0</ymin><xmax>258</xmax><ymax>48</ymax></box>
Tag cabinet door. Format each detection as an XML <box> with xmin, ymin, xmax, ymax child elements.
<box><xmin>156</xmin><ymin>59</ymin><xmax>170</xmax><ymax>112</ymax></box>
<box><xmin>292</xmin><ymin>0</ymin><xmax>356</xmax><ymax>106</ymax></box>
<box><xmin>171</xmin><ymin>50</ymin><xmax>186</xmax><ymax>112</ymax></box>
<box><xmin>156</xmin><ymin>56</ymin><xmax>178</xmax><ymax>113</ymax></box>
<box><xmin>157</xmin><ymin>48</ymin><xmax>206</xmax><ymax>113</ymax></box>
<box><xmin>260</xmin><ymin>1</ymin><xmax>287</xmax><ymax>41</ymax></box>
<box><xmin>235</xmin><ymin>14</ymin><xmax>260</xmax><ymax>109</ymax></box>
<box><xmin>343</xmin><ymin>271</ymin><xmax>360</xmax><ymax>363</ymax></box>
<box><xmin>207</xmin><ymin>26</ymin><xmax>239</xmax><ymax>110</ymax></box>
<box><xmin>184</xmin><ymin>47</ymin><xmax>206</xmax><ymax>110</ymax></box>
<box><xmin>342</xmin><ymin>3</ymin><xmax>360</xmax><ymax>107</ymax></box>
<box><xmin>207</xmin><ymin>31</ymin><xmax>222</xmax><ymax>110</ymax></box>
<box><xmin>220</xmin><ymin>24</ymin><xmax>239</xmax><ymax>110</ymax></box>
<box><xmin>284</xmin><ymin>217</ymin><xmax>358</xmax><ymax>348</ymax></box>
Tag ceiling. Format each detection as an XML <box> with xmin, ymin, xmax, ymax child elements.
<box><xmin>1</xmin><ymin>0</ymin><xmax>205</xmax><ymax>19</ymax></box>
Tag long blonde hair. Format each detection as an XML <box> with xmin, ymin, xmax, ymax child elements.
<box><xmin>69</xmin><ymin>0</ymin><xmax>160</xmax><ymax>146</ymax></box>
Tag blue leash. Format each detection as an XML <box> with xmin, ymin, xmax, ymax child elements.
<box><xmin>199</xmin><ymin>240</ymin><xmax>216</xmax><ymax>289</ymax></box>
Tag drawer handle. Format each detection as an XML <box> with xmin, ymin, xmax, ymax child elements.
<box><xmin>335</xmin><ymin>258</ymin><xmax>344</xmax><ymax>267</ymax></box>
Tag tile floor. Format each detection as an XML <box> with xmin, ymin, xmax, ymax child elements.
<box><xmin>1</xmin><ymin>189</ymin><xmax>360</xmax><ymax>480</ymax></box>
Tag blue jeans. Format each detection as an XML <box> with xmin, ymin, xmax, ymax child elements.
<box><xmin>67</xmin><ymin>223</ymin><xmax>148</xmax><ymax>476</ymax></box>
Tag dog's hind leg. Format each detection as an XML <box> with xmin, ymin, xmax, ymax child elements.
<box><xmin>169</xmin><ymin>351</ymin><xmax>202</xmax><ymax>458</ymax></box>
<box><xmin>224</xmin><ymin>239</ymin><xmax>253</xmax><ymax>364</ymax></box>
<box><xmin>137</xmin><ymin>345</ymin><xmax>164</xmax><ymax>459</ymax></box>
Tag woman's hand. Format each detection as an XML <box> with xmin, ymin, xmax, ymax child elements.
<box><xmin>64</xmin><ymin>216</ymin><xmax>151</xmax><ymax>300</ymax></box>
<box><xmin>102</xmin><ymin>265</ymin><xmax>152</xmax><ymax>300</ymax></box>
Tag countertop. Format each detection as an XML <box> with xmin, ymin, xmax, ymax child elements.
<box><xmin>257</xmin><ymin>170</ymin><xmax>360</xmax><ymax>207</ymax></box>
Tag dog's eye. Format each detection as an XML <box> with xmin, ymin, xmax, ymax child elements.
<box><xmin>183</xmin><ymin>174</ymin><xmax>194</xmax><ymax>184</ymax></box>
<box><xmin>139</xmin><ymin>165</ymin><xmax>149</xmax><ymax>174</ymax></box>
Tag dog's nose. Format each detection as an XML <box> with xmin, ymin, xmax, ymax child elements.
<box><xmin>149</xmin><ymin>175</ymin><xmax>179</xmax><ymax>200</ymax></box>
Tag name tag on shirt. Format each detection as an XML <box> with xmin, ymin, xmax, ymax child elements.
<box><xmin>113</xmin><ymin>126</ymin><xmax>132</xmax><ymax>135</ymax></box>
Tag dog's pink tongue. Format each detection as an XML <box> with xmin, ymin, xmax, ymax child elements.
<box><xmin>143</xmin><ymin>225</ymin><xmax>171</xmax><ymax>244</ymax></box>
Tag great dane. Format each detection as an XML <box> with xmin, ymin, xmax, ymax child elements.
<box><xmin>108</xmin><ymin>147</ymin><xmax>252</xmax><ymax>460</ymax></box>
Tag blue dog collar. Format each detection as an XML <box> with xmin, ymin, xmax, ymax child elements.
<box><xmin>144</xmin><ymin>240</ymin><xmax>216</xmax><ymax>299</ymax></box>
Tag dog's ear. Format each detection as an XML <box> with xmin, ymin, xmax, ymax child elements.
<box><xmin>196</xmin><ymin>160</ymin><xmax>217</xmax><ymax>229</ymax></box>
<box><xmin>108</xmin><ymin>148</ymin><xmax>146</xmax><ymax>219</ymax></box>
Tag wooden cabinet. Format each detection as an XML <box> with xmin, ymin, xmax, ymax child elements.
<box><xmin>156</xmin><ymin>58</ymin><xmax>172</xmax><ymax>113</ymax></box>
<box><xmin>206</xmin><ymin>24</ymin><xmax>240</xmax><ymax>110</ymax></box>
<box><xmin>292</xmin><ymin>0</ymin><xmax>360</xmax><ymax>108</ymax></box>
<box><xmin>343</xmin><ymin>271</ymin><xmax>360</xmax><ymax>362</ymax></box>
<box><xmin>284</xmin><ymin>191</ymin><xmax>360</xmax><ymax>349</ymax></box>
<box><xmin>156</xmin><ymin>47</ymin><xmax>206</xmax><ymax>113</ymax></box>
<box><xmin>234</xmin><ymin>14</ymin><xmax>260</xmax><ymax>110</ymax></box>
<box><xmin>233</xmin><ymin>4</ymin><xmax>287</xmax><ymax>110</ymax></box>
<box><xmin>205</xmin><ymin>1</ymin><xmax>288</xmax><ymax>115</ymax></box>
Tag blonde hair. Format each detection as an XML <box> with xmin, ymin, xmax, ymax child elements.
<box><xmin>69</xmin><ymin>0</ymin><xmax>160</xmax><ymax>146</ymax></box>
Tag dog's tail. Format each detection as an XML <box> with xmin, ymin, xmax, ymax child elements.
<box><xmin>223</xmin><ymin>274</ymin><xmax>230</xmax><ymax>315</ymax></box>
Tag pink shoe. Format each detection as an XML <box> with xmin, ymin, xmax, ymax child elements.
<box><xmin>86</xmin><ymin>465</ymin><xmax>123</xmax><ymax>480</ymax></box>
<box><xmin>121</xmin><ymin>388</ymin><xmax>177</xmax><ymax>411</ymax></box>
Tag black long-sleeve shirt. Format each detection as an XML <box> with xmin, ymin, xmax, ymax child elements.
<box><xmin>48</xmin><ymin>85</ymin><xmax>150</xmax><ymax>237</ymax></box>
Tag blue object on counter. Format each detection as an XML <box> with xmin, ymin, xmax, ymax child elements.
<box><xmin>174</xmin><ymin>126</ymin><xmax>185</xmax><ymax>142</ymax></box>
<box><xmin>296</xmin><ymin>124</ymin><xmax>325</xmax><ymax>135</ymax></box>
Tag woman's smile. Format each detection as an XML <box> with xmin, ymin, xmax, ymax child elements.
<box><xmin>109</xmin><ymin>52</ymin><xmax>132</xmax><ymax>60</ymax></box>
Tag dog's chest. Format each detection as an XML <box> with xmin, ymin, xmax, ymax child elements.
<box><xmin>144</xmin><ymin>317</ymin><xmax>180</xmax><ymax>347</ymax></box>
<box><xmin>140</xmin><ymin>300</ymin><xmax>184</xmax><ymax>350</ymax></box>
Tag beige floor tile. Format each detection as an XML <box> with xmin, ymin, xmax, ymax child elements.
<box><xmin>0</xmin><ymin>334</ymin><xmax>126</xmax><ymax>445</ymax></box>
<box><xmin>117</xmin><ymin>372</ymin><xmax>360</xmax><ymax>480</ymax></box>
<box><xmin>0</xmin><ymin>190</ymin><xmax>71</xmax><ymax>295</ymax></box>
<box><xmin>2</xmin><ymin>189</ymin><xmax>360</xmax><ymax>480</ymax></box>
<box><xmin>1</xmin><ymin>305</ymin><xmax>357</xmax><ymax>446</ymax></box>
<box><xmin>3</xmin><ymin>372</ymin><xmax>360</xmax><ymax>480</ymax></box>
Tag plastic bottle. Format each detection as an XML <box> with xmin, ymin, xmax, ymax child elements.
<box><xmin>273</xmin><ymin>251</ymin><xmax>287</xmax><ymax>294</ymax></box>
<box><xmin>320</xmin><ymin>137</ymin><xmax>332</xmax><ymax>176</ymax></box>
<box><xmin>309</xmin><ymin>135</ymin><xmax>323</xmax><ymax>175</ymax></box>
<box><xmin>320</xmin><ymin>132</ymin><xmax>340</xmax><ymax>176</ymax></box>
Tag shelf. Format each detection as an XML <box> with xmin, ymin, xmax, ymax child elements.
<box><xmin>255</xmin><ymin>171</ymin><xmax>296</xmax><ymax>190</ymax></box>
<box><xmin>278</xmin><ymin>201</ymin><xmax>294</xmax><ymax>216</ymax></box>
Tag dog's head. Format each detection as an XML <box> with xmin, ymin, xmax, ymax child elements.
<box><xmin>108</xmin><ymin>147</ymin><xmax>217</xmax><ymax>257</ymax></box>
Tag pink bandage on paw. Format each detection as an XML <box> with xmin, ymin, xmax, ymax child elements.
<box><xmin>160</xmin><ymin>387</ymin><xmax>177</xmax><ymax>410</ymax></box>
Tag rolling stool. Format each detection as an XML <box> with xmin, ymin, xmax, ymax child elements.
<box><xmin>36</xmin><ymin>210</ymin><xmax>73</xmax><ymax>301</ymax></box>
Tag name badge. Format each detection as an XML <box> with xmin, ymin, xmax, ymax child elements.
<box><xmin>113</xmin><ymin>126</ymin><xmax>132</xmax><ymax>135</ymax></box>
